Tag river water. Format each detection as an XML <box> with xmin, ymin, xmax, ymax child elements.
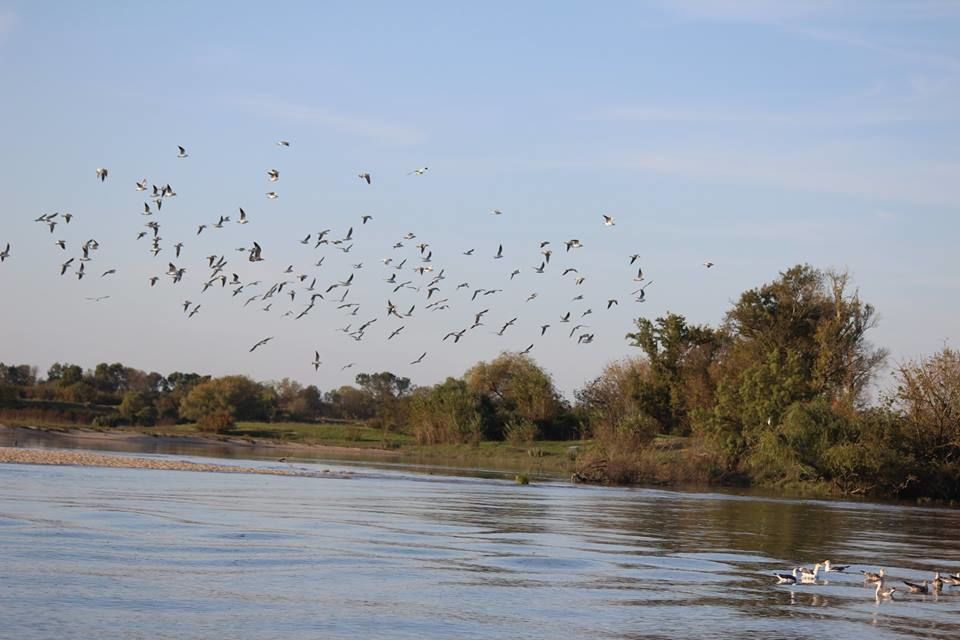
<box><xmin>1</xmin><ymin>443</ymin><xmax>958</xmax><ymax>639</ymax></box>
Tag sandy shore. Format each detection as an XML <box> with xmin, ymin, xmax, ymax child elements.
<box><xmin>0</xmin><ymin>446</ymin><xmax>353</xmax><ymax>479</ymax></box>
<box><xmin>0</xmin><ymin>423</ymin><xmax>397</xmax><ymax>457</ymax></box>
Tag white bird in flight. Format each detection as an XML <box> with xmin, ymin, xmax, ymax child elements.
<box><xmin>249</xmin><ymin>336</ymin><xmax>274</xmax><ymax>353</ymax></box>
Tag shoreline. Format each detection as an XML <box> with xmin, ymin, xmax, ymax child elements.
<box><xmin>0</xmin><ymin>423</ymin><xmax>400</xmax><ymax>457</ymax></box>
<box><xmin>0</xmin><ymin>445</ymin><xmax>354</xmax><ymax>479</ymax></box>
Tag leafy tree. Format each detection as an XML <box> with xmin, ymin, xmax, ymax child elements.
<box><xmin>324</xmin><ymin>385</ymin><xmax>375</xmax><ymax>420</ymax></box>
<box><xmin>355</xmin><ymin>371</ymin><xmax>412</xmax><ymax>432</ymax></box>
<box><xmin>118</xmin><ymin>390</ymin><xmax>157</xmax><ymax>426</ymax></box>
<box><xmin>0</xmin><ymin>363</ymin><xmax>37</xmax><ymax>387</ymax></box>
<box><xmin>92</xmin><ymin>362</ymin><xmax>132</xmax><ymax>394</ymax></box>
<box><xmin>179</xmin><ymin>375</ymin><xmax>274</xmax><ymax>432</ymax></box>
<box><xmin>407</xmin><ymin>378</ymin><xmax>485</xmax><ymax>444</ymax></box>
<box><xmin>699</xmin><ymin>265</ymin><xmax>886</xmax><ymax>469</ymax></box>
<box><xmin>625</xmin><ymin>313</ymin><xmax>720</xmax><ymax>434</ymax></box>
<box><xmin>889</xmin><ymin>347</ymin><xmax>960</xmax><ymax>497</ymax></box>
<box><xmin>48</xmin><ymin>363</ymin><xmax>84</xmax><ymax>387</ymax></box>
<box><xmin>465</xmin><ymin>352</ymin><xmax>569</xmax><ymax>439</ymax></box>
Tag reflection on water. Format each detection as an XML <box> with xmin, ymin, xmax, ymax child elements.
<box><xmin>0</xmin><ymin>426</ymin><xmax>551</xmax><ymax>480</ymax></box>
<box><xmin>1</xmin><ymin>447</ymin><xmax>958</xmax><ymax>640</ymax></box>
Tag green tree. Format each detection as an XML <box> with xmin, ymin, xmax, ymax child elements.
<box><xmin>625</xmin><ymin>313</ymin><xmax>720</xmax><ymax>434</ymax></box>
<box><xmin>889</xmin><ymin>347</ymin><xmax>960</xmax><ymax>497</ymax></box>
<box><xmin>699</xmin><ymin>265</ymin><xmax>886</xmax><ymax>470</ymax></box>
<box><xmin>407</xmin><ymin>378</ymin><xmax>485</xmax><ymax>444</ymax></box>
<box><xmin>355</xmin><ymin>371</ymin><xmax>412</xmax><ymax>432</ymax></box>
<box><xmin>118</xmin><ymin>390</ymin><xmax>157</xmax><ymax>426</ymax></box>
<box><xmin>179</xmin><ymin>375</ymin><xmax>274</xmax><ymax>432</ymax></box>
<box><xmin>465</xmin><ymin>352</ymin><xmax>570</xmax><ymax>439</ymax></box>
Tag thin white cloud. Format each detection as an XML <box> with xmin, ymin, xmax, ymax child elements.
<box><xmin>589</xmin><ymin>105</ymin><xmax>914</xmax><ymax>128</ymax></box>
<box><xmin>571</xmin><ymin>146</ymin><xmax>960</xmax><ymax>208</ymax></box>
<box><xmin>658</xmin><ymin>0</ymin><xmax>841</xmax><ymax>23</ymax></box>
<box><xmin>229</xmin><ymin>95</ymin><xmax>426</xmax><ymax>145</ymax></box>
<box><xmin>660</xmin><ymin>1</ymin><xmax>960</xmax><ymax>70</ymax></box>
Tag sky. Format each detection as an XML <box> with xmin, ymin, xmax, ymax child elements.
<box><xmin>0</xmin><ymin>1</ymin><xmax>957</xmax><ymax>399</ymax></box>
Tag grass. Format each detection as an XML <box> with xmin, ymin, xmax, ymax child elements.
<box><xmin>2</xmin><ymin>414</ymin><xmax>589</xmax><ymax>476</ymax></box>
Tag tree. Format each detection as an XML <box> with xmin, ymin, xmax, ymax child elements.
<box><xmin>0</xmin><ymin>363</ymin><xmax>37</xmax><ymax>387</ymax></box>
<box><xmin>625</xmin><ymin>313</ymin><xmax>720</xmax><ymax>434</ymax></box>
<box><xmin>576</xmin><ymin>357</ymin><xmax>659</xmax><ymax>451</ymax></box>
<box><xmin>407</xmin><ymin>378</ymin><xmax>485</xmax><ymax>444</ymax></box>
<box><xmin>324</xmin><ymin>385</ymin><xmax>375</xmax><ymax>420</ymax></box>
<box><xmin>118</xmin><ymin>391</ymin><xmax>157</xmax><ymax>426</ymax></box>
<box><xmin>890</xmin><ymin>347</ymin><xmax>960</xmax><ymax>496</ymax></box>
<box><xmin>92</xmin><ymin>362</ymin><xmax>131</xmax><ymax>394</ymax></box>
<box><xmin>699</xmin><ymin>265</ymin><xmax>886</xmax><ymax>468</ymax></box>
<box><xmin>179</xmin><ymin>375</ymin><xmax>275</xmax><ymax>432</ymax></box>
<box><xmin>355</xmin><ymin>371</ymin><xmax>412</xmax><ymax>432</ymax></box>
<box><xmin>465</xmin><ymin>352</ymin><xmax>570</xmax><ymax>439</ymax></box>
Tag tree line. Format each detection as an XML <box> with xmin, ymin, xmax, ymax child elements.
<box><xmin>2</xmin><ymin>264</ymin><xmax>957</xmax><ymax>501</ymax></box>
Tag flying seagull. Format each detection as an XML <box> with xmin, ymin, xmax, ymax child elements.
<box><xmin>602</xmin><ymin>214</ymin><xmax>615</xmax><ymax>226</ymax></box>
<box><xmin>311</xmin><ymin>351</ymin><xmax>322</xmax><ymax>371</ymax></box>
<box><xmin>358</xmin><ymin>172</ymin><xmax>371</xmax><ymax>184</ymax></box>
<box><xmin>96</xmin><ymin>168</ymin><xmax>108</xmax><ymax>182</ymax></box>
<box><xmin>0</xmin><ymin>243</ymin><xmax>9</xmax><ymax>262</ymax></box>
<box><xmin>494</xmin><ymin>244</ymin><xmax>503</xmax><ymax>259</ymax></box>
<box><xmin>277</xmin><ymin>140</ymin><xmax>290</xmax><ymax>147</ymax></box>
<box><xmin>410</xmin><ymin>352</ymin><xmax>427</xmax><ymax>365</ymax></box>
<box><xmin>266</xmin><ymin>191</ymin><xmax>279</xmax><ymax>199</ymax></box>
<box><xmin>267</xmin><ymin>169</ymin><xmax>279</xmax><ymax>182</ymax></box>
<box><xmin>177</xmin><ymin>145</ymin><xmax>188</xmax><ymax>158</ymax></box>
<box><xmin>249</xmin><ymin>336</ymin><xmax>274</xmax><ymax>353</ymax></box>
<box><xmin>703</xmin><ymin>261</ymin><xmax>715</xmax><ymax>268</ymax></box>
<box><xmin>408</xmin><ymin>167</ymin><xmax>428</xmax><ymax>176</ymax></box>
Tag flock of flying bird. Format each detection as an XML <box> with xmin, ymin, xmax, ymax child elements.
<box><xmin>2</xmin><ymin>141</ymin><xmax>719</xmax><ymax>375</ymax></box>
<box><xmin>774</xmin><ymin>560</ymin><xmax>960</xmax><ymax>602</ymax></box>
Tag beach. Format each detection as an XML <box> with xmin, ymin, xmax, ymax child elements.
<box><xmin>0</xmin><ymin>445</ymin><xmax>352</xmax><ymax>479</ymax></box>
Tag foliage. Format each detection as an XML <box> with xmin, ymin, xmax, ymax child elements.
<box><xmin>407</xmin><ymin>378</ymin><xmax>485</xmax><ymax>444</ymax></box>
<box><xmin>464</xmin><ymin>352</ymin><xmax>571</xmax><ymax>439</ymax></box>
<box><xmin>179</xmin><ymin>375</ymin><xmax>275</xmax><ymax>432</ymax></box>
<box><xmin>625</xmin><ymin>314</ymin><xmax>720</xmax><ymax>434</ymax></box>
<box><xmin>355</xmin><ymin>371</ymin><xmax>412</xmax><ymax>432</ymax></box>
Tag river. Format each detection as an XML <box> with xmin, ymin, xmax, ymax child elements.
<box><xmin>0</xmin><ymin>434</ymin><xmax>958</xmax><ymax>639</ymax></box>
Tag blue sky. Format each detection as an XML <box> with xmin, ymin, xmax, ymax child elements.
<box><xmin>0</xmin><ymin>1</ymin><xmax>957</xmax><ymax>397</ymax></box>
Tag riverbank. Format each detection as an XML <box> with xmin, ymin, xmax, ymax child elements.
<box><xmin>0</xmin><ymin>446</ymin><xmax>354</xmax><ymax>479</ymax></box>
<box><xmin>0</xmin><ymin>423</ymin><xmax>580</xmax><ymax>477</ymax></box>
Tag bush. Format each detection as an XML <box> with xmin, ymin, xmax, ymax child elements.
<box><xmin>504</xmin><ymin>421</ymin><xmax>539</xmax><ymax>445</ymax></box>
